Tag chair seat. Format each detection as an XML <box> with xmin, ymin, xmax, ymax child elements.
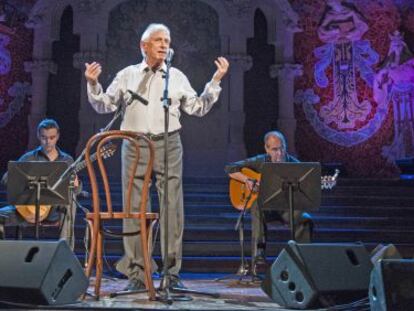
<box><xmin>86</xmin><ymin>212</ymin><xmax>158</xmax><ymax>220</ymax></box>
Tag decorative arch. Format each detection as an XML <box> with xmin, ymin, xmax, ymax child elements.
<box><xmin>25</xmin><ymin>0</ymin><xmax>300</xmax><ymax>176</ymax></box>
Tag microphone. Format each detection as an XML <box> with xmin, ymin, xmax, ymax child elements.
<box><xmin>127</xmin><ymin>90</ymin><xmax>148</xmax><ymax>106</ymax></box>
<box><xmin>166</xmin><ymin>48</ymin><xmax>174</xmax><ymax>64</ymax></box>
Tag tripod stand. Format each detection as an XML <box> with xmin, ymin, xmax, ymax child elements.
<box><xmin>216</xmin><ymin>180</ymin><xmax>261</xmax><ymax>283</ymax></box>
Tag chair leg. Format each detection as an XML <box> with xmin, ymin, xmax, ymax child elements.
<box><xmin>140</xmin><ymin>218</ymin><xmax>155</xmax><ymax>300</ymax></box>
<box><xmin>84</xmin><ymin>220</ymin><xmax>94</xmax><ymax>269</ymax></box>
<box><xmin>95</xmin><ymin>229</ymin><xmax>104</xmax><ymax>299</ymax></box>
<box><xmin>147</xmin><ymin>219</ymin><xmax>158</xmax><ymax>255</ymax></box>
<box><xmin>83</xmin><ymin>219</ymin><xmax>99</xmax><ymax>300</ymax></box>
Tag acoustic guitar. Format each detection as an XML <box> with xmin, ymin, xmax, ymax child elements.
<box><xmin>229</xmin><ymin>167</ymin><xmax>340</xmax><ymax>210</ymax></box>
<box><xmin>15</xmin><ymin>143</ymin><xmax>117</xmax><ymax>223</ymax></box>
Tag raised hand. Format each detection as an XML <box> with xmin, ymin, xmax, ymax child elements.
<box><xmin>84</xmin><ymin>62</ymin><xmax>102</xmax><ymax>85</ymax></box>
<box><xmin>212</xmin><ymin>56</ymin><xmax>229</xmax><ymax>83</ymax></box>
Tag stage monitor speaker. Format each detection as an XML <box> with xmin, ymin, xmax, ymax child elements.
<box><xmin>261</xmin><ymin>241</ymin><xmax>372</xmax><ymax>309</ymax></box>
<box><xmin>369</xmin><ymin>259</ymin><xmax>414</xmax><ymax>311</ymax></box>
<box><xmin>370</xmin><ymin>243</ymin><xmax>402</xmax><ymax>264</ymax></box>
<box><xmin>0</xmin><ymin>239</ymin><xmax>88</xmax><ymax>305</ymax></box>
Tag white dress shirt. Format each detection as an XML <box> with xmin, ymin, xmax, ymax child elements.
<box><xmin>87</xmin><ymin>61</ymin><xmax>222</xmax><ymax>134</ymax></box>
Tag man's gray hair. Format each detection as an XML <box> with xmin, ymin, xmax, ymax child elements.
<box><xmin>140</xmin><ymin>23</ymin><xmax>170</xmax><ymax>57</ymax></box>
<box><xmin>264</xmin><ymin>130</ymin><xmax>287</xmax><ymax>151</ymax></box>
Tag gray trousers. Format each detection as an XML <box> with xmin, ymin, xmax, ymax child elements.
<box><xmin>115</xmin><ymin>132</ymin><xmax>184</xmax><ymax>282</ymax></box>
<box><xmin>251</xmin><ymin>201</ymin><xmax>313</xmax><ymax>257</ymax></box>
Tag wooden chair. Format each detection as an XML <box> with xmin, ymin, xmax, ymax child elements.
<box><xmin>83</xmin><ymin>130</ymin><xmax>158</xmax><ymax>300</ymax></box>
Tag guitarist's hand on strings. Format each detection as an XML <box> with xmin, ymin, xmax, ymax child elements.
<box><xmin>229</xmin><ymin>171</ymin><xmax>260</xmax><ymax>192</ymax></box>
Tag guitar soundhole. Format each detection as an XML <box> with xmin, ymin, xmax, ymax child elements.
<box><xmin>25</xmin><ymin>247</ymin><xmax>40</xmax><ymax>262</ymax></box>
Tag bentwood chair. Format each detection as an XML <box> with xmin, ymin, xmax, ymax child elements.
<box><xmin>83</xmin><ymin>130</ymin><xmax>158</xmax><ymax>300</ymax></box>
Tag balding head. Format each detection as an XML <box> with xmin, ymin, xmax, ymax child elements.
<box><xmin>264</xmin><ymin>131</ymin><xmax>287</xmax><ymax>162</ymax></box>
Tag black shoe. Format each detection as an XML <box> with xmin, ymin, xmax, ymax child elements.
<box><xmin>170</xmin><ymin>276</ymin><xmax>187</xmax><ymax>290</ymax></box>
<box><xmin>254</xmin><ymin>248</ymin><xmax>266</xmax><ymax>266</ymax></box>
<box><xmin>123</xmin><ymin>279</ymin><xmax>146</xmax><ymax>291</ymax></box>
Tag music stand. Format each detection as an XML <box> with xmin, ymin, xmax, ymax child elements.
<box><xmin>257</xmin><ymin>162</ymin><xmax>321</xmax><ymax>241</ymax></box>
<box><xmin>7</xmin><ymin>161</ymin><xmax>70</xmax><ymax>239</ymax></box>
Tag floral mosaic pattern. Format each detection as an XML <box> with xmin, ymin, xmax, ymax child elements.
<box><xmin>290</xmin><ymin>0</ymin><xmax>406</xmax><ymax>177</ymax></box>
<box><xmin>0</xmin><ymin>23</ymin><xmax>32</xmax><ymax>172</ymax></box>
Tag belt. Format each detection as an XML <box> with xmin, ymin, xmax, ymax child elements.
<box><xmin>145</xmin><ymin>130</ymin><xmax>180</xmax><ymax>141</ymax></box>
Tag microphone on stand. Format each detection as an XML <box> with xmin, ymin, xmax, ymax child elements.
<box><xmin>166</xmin><ymin>48</ymin><xmax>174</xmax><ymax>64</ymax></box>
<box><xmin>127</xmin><ymin>90</ymin><xmax>148</xmax><ymax>106</ymax></box>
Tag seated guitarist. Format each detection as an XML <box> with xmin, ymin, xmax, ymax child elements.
<box><xmin>0</xmin><ymin>119</ymin><xmax>80</xmax><ymax>249</ymax></box>
<box><xmin>225</xmin><ymin>130</ymin><xmax>313</xmax><ymax>270</ymax></box>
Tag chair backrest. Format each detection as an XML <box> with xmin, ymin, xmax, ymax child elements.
<box><xmin>85</xmin><ymin>130</ymin><xmax>154</xmax><ymax>217</ymax></box>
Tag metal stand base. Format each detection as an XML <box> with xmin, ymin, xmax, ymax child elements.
<box><xmin>156</xmin><ymin>275</ymin><xmax>219</xmax><ymax>304</ymax></box>
<box><xmin>215</xmin><ymin>262</ymin><xmax>262</xmax><ymax>284</ymax></box>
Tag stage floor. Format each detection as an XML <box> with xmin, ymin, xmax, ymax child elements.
<box><xmin>0</xmin><ymin>273</ymin><xmax>371</xmax><ymax>310</ymax></box>
<box><xmin>0</xmin><ymin>273</ymin><xmax>303</xmax><ymax>310</ymax></box>
<box><xmin>81</xmin><ymin>274</ymin><xmax>284</xmax><ymax>310</ymax></box>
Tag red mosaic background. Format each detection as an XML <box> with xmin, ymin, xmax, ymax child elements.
<box><xmin>0</xmin><ymin>22</ymin><xmax>32</xmax><ymax>173</ymax></box>
<box><xmin>290</xmin><ymin>0</ymin><xmax>412</xmax><ymax>177</ymax></box>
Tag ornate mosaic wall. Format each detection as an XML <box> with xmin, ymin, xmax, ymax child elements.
<box><xmin>291</xmin><ymin>0</ymin><xmax>414</xmax><ymax>177</ymax></box>
<box><xmin>0</xmin><ymin>22</ymin><xmax>32</xmax><ymax>172</ymax></box>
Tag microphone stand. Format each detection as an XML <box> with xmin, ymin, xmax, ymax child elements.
<box><xmin>157</xmin><ymin>52</ymin><xmax>218</xmax><ymax>304</ymax></box>
<box><xmin>157</xmin><ymin>52</ymin><xmax>186</xmax><ymax>304</ymax></box>
<box><xmin>51</xmin><ymin>93</ymin><xmax>134</xmax><ymax>192</ymax></box>
<box><xmin>216</xmin><ymin>180</ymin><xmax>260</xmax><ymax>283</ymax></box>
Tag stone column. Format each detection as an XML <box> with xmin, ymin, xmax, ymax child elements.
<box><xmin>24</xmin><ymin>59</ymin><xmax>57</xmax><ymax>148</ymax></box>
<box><xmin>72</xmin><ymin>0</ymin><xmax>109</xmax><ymax>152</ymax></box>
<box><xmin>73</xmin><ymin>50</ymin><xmax>104</xmax><ymax>153</ymax></box>
<box><xmin>225</xmin><ymin>54</ymin><xmax>252</xmax><ymax>161</ymax></box>
<box><xmin>270</xmin><ymin>63</ymin><xmax>303</xmax><ymax>154</ymax></box>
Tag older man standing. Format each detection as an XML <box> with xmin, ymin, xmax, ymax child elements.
<box><xmin>85</xmin><ymin>23</ymin><xmax>229</xmax><ymax>290</ymax></box>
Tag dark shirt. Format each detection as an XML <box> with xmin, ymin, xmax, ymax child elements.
<box><xmin>18</xmin><ymin>146</ymin><xmax>74</xmax><ymax>163</ymax></box>
<box><xmin>224</xmin><ymin>153</ymin><xmax>300</xmax><ymax>175</ymax></box>
<box><xmin>1</xmin><ymin>146</ymin><xmax>76</xmax><ymax>222</ymax></box>
<box><xmin>1</xmin><ymin>146</ymin><xmax>74</xmax><ymax>185</ymax></box>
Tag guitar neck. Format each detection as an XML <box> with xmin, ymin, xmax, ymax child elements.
<box><xmin>74</xmin><ymin>153</ymin><xmax>98</xmax><ymax>174</ymax></box>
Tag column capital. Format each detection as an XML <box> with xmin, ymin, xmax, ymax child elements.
<box><xmin>225</xmin><ymin>54</ymin><xmax>253</xmax><ymax>72</ymax></box>
<box><xmin>25</xmin><ymin>15</ymin><xmax>44</xmax><ymax>29</ymax></box>
<box><xmin>73</xmin><ymin>51</ymin><xmax>105</xmax><ymax>69</ymax></box>
<box><xmin>269</xmin><ymin>63</ymin><xmax>303</xmax><ymax>78</ymax></box>
<box><xmin>282</xmin><ymin>16</ymin><xmax>303</xmax><ymax>33</ymax></box>
<box><xmin>222</xmin><ymin>0</ymin><xmax>253</xmax><ymax>19</ymax></box>
<box><xmin>24</xmin><ymin>59</ymin><xmax>57</xmax><ymax>74</ymax></box>
<box><xmin>74</xmin><ymin>0</ymin><xmax>105</xmax><ymax>13</ymax></box>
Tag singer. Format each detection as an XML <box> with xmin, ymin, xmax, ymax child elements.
<box><xmin>84</xmin><ymin>23</ymin><xmax>229</xmax><ymax>291</ymax></box>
